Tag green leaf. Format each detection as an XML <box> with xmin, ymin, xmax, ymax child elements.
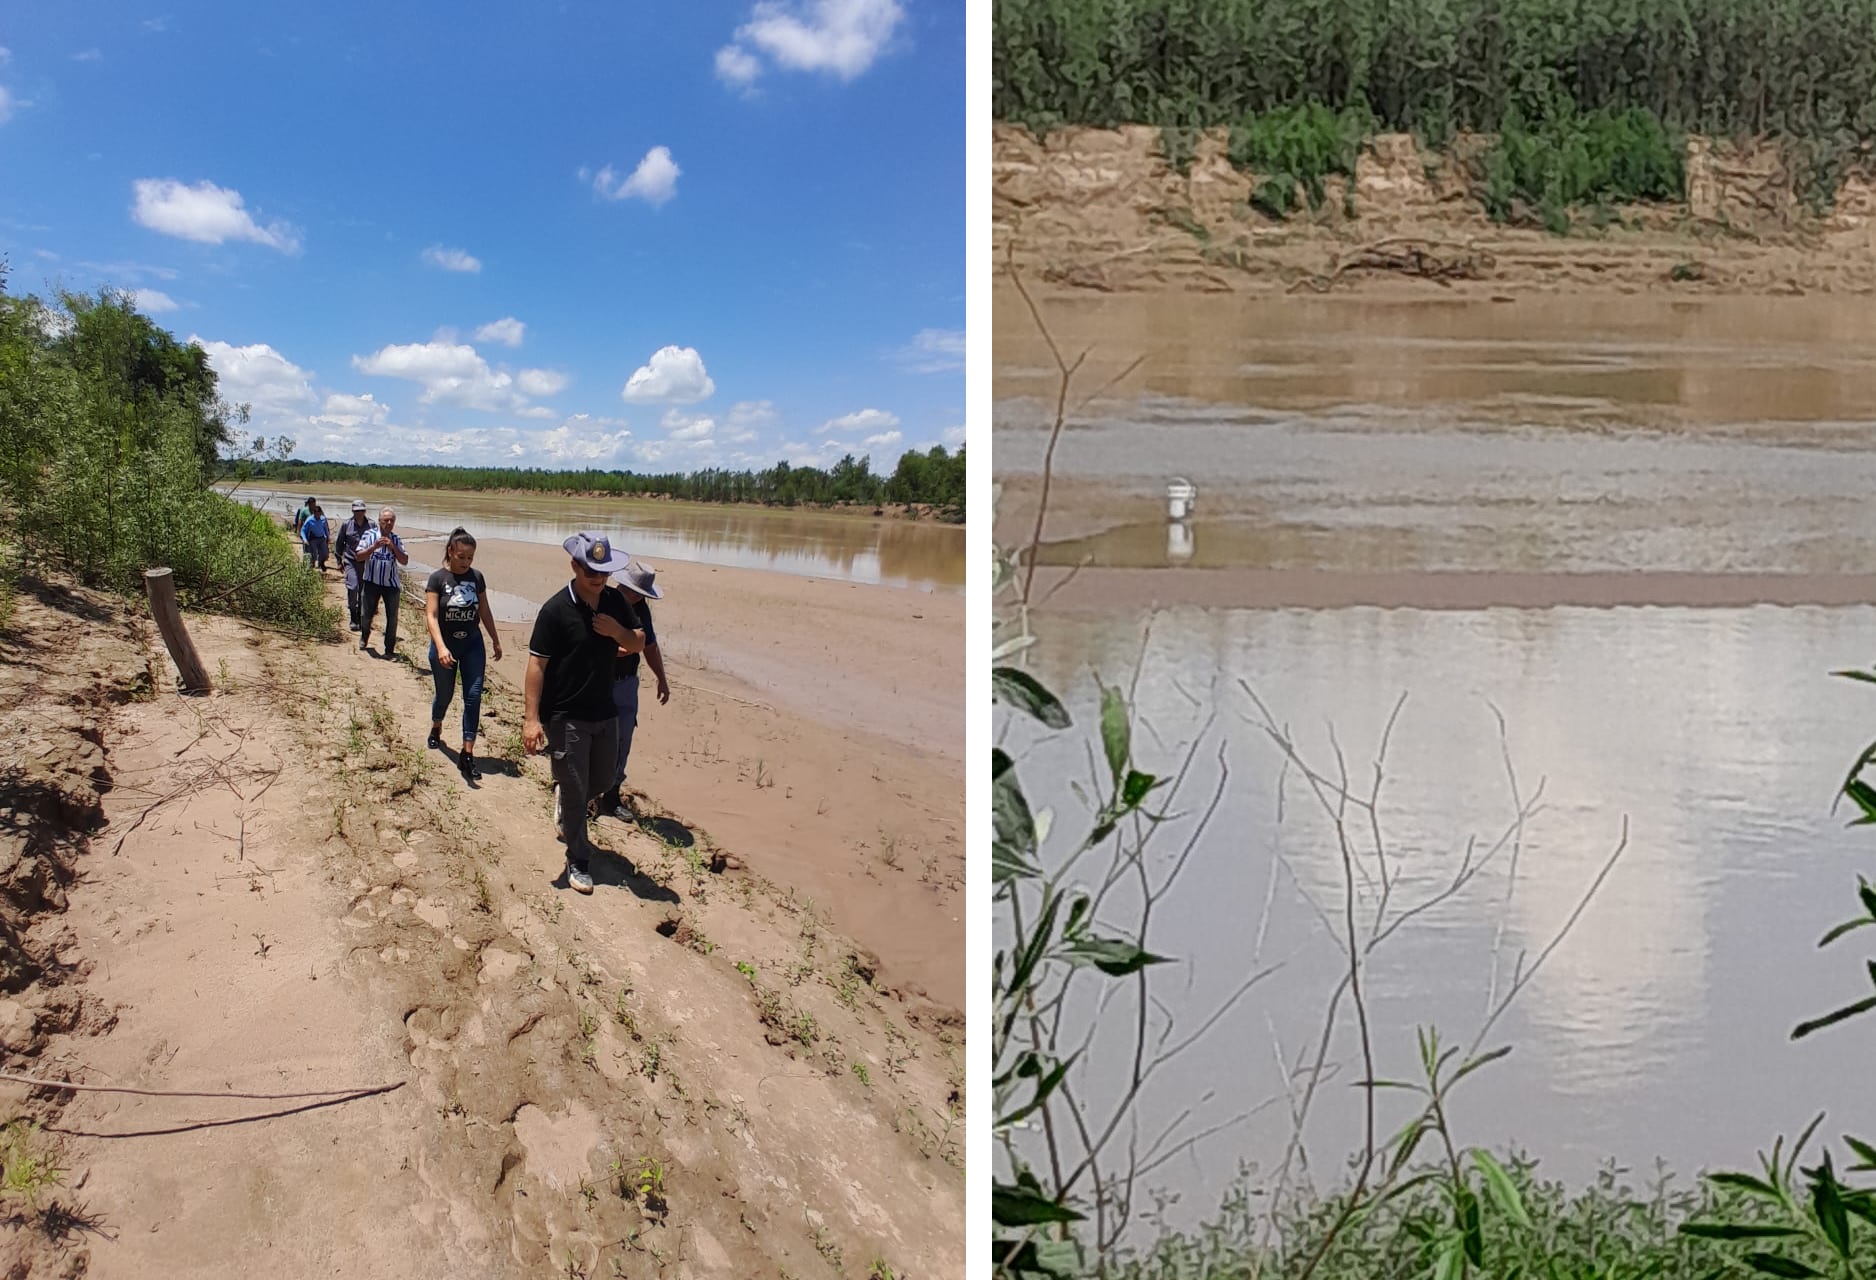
<box><xmin>1449</xmin><ymin>1044</ymin><xmax>1514</xmax><ymax>1089</ymax></box>
<box><xmin>1819</xmin><ymin>917</ymin><xmax>1874</xmax><ymax>947</ymax></box>
<box><xmin>996</xmin><ymin>1052</ymin><xmax>1077</xmax><ymax>1130</ymax></box>
<box><xmin>1679</xmin><ymin>1223</ymin><xmax>1806</xmax><ymax>1241</ymax></box>
<box><xmin>1793</xmin><ymin>994</ymin><xmax>1876</xmax><ymax>1040</ymax></box>
<box><xmin>993</xmin><ymin>756</ymin><xmax>1040</xmax><ymax>883</ymax></box>
<box><xmin>992</xmin><ymin>667</ymin><xmax>1071</xmax><ymax>729</ymax></box>
<box><xmin>1065</xmin><ymin>935</ymin><xmax>1169</xmax><ymax>977</ymax></box>
<box><xmin>1842</xmin><ymin>1189</ymin><xmax>1876</xmax><ymax>1226</ymax></box>
<box><xmin>1459</xmin><ymin>1185</ymin><xmax>1483</xmax><ymax>1266</ymax></box>
<box><xmin>1742</xmin><ymin>1253</ymin><xmax>1823</xmax><ymax>1279</ymax></box>
<box><xmin>1846</xmin><ymin>1136</ymin><xmax>1876</xmax><ymax>1172</ymax></box>
<box><xmin>1708</xmin><ymin>1172</ymin><xmax>1783</xmax><ymax>1202</ymax></box>
<box><xmin>1120</xmin><ymin>769</ymin><xmax>1158</xmax><ymax>809</ymax></box>
<box><xmin>991</xmin><ymin>1184</ymin><xmax>1084</xmax><ymax>1227</ymax></box>
<box><xmin>1432</xmin><ymin>1240</ymin><xmax>1464</xmax><ymax>1280</ymax></box>
<box><xmin>1832</xmin><ymin>668</ymin><xmax>1876</xmax><ymax>685</ymax></box>
<box><xmin>1473</xmin><ymin>1150</ymin><xmax>1532</xmax><ymax>1230</ymax></box>
<box><xmin>1844</xmin><ymin>779</ymin><xmax>1876</xmax><ymax>826</ymax></box>
<box><xmin>992</xmin><ymin>1236</ymin><xmax>1081</xmax><ymax>1277</ymax></box>
<box><xmin>1860</xmin><ymin>876</ymin><xmax>1876</xmax><ymax>920</ymax></box>
<box><xmin>1811</xmin><ymin>1157</ymin><xmax>1851</xmax><ymax>1257</ymax></box>
<box><xmin>1100</xmin><ymin>685</ymin><xmax>1129</xmax><ymax>784</ymax></box>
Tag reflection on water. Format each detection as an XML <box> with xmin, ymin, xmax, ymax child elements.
<box><xmin>1005</xmin><ymin>604</ymin><xmax>1876</xmax><ymax>1222</ymax></box>
<box><xmin>226</xmin><ymin>485</ymin><xmax>962</xmax><ymax>592</ymax></box>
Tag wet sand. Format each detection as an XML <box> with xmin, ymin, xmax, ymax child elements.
<box><xmin>377</xmin><ymin>530</ymin><xmax>964</xmax><ymax>1008</ymax></box>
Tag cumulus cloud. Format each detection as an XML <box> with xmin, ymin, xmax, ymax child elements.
<box><xmin>516</xmin><ymin>368</ymin><xmax>568</xmax><ymax>397</ymax></box>
<box><xmin>192</xmin><ymin>338</ymin><xmax>317</xmax><ymax>415</ymax></box>
<box><xmin>661</xmin><ymin>409</ymin><xmax>716</xmax><ymax>442</ymax></box>
<box><xmin>723</xmin><ymin>400</ymin><xmax>778</xmax><ymax>443</ymax></box>
<box><xmin>73</xmin><ymin>48</ymin><xmax>103</xmax><ymax>62</ymax></box>
<box><xmin>862</xmin><ymin>429</ymin><xmax>901</xmax><ymax>447</ymax></box>
<box><xmin>592</xmin><ymin>147</ymin><xmax>680</xmax><ymax>207</ymax></box>
<box><xmin>473</xmin><ymin>316</ymin><xmax>526</xmax><ymax>347</ymax></box>
<box><xmin>310</xmin><ymin>392</ymin><xmax>391</xmax><ymax>429</ymax></box>
<box><xmin>352</xmin><ymin>340</ymin><xmax>527</xmax><ymax>413</ymax></box>
<box><xmin>621</xmin><ymin>346</ymin><xmax>715</xmax><ymax>404</ymax></box>
<box><xmin>132</xmin><ymin>179</ymin><xmax>300</xmax><ymax>252</ymax></box>
<box><xmin>422</xmin><ymin>245</ymin><xmax>481</xmax><ymax>273</ymax></box>
<box><xmin>132</xmin><ymin>288</ymin><xmax>178</xmax><ymax>313</ymax></box>
<box><xmin>942</xmin><ymin>424</ymin><xmax>966</xmax><ymax>445</ymax></box>
<box><xmin>0</xmin><ymin>87</ymin><xmax>13</xmax><ymax>127</ymax></box>
<box><xmin>714</xmin><ymin>45</ymin><xmax>762</xmax><ymax>89</ymax></box>
<box><xmin>717</xmin><ymin>0</ymin><xmax>902</xmax><ymax>88</ymax></box>
<box><xmin>819</xmin><ymin>407</ymin><xmax>898</xmax><ymax>435</ymax></box>
<box><xmin>894</xmin><ymin>327</ymin><xmax>965</xmax><ymax>373</ymax></box>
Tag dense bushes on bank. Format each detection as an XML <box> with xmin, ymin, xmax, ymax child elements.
<box><xmin>0</xmin><ymin>272</ymin><xmax>335</xmax><ymax>633</ymax></box>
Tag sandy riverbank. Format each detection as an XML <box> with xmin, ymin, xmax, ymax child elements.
<box><xmin>375</xmin><ymin>531</ymin><xmax>964</xmax><ymax>1009</ymax></box>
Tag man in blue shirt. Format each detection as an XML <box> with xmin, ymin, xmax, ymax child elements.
<box><xmin>353</xmin><ymin>507</ymin><xmax>409</xmax><ymax>658</ymax></box>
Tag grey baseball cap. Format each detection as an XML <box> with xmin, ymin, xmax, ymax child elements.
<box><xmin>563</xmin><ymin>531</ymin><xmax>628</xmax><ymax>573</ymax></box>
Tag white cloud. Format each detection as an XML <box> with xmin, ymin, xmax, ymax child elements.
<box><xmin>192</xmin><ymin>338</ymin><xmax>317</xmax><ymax>415</ymax></box>
<box><xmin>723</xmin><ymin>400</ymin><xmax>777</xmax><ymax>442</ymax></box>
<box><xmin>474</xmin><ymin>316</ymin><xmax>526</xmax><ymax>347</ymax></box>
<box><xmin>142</xmin><ymin>17</ymin><xmax>170</xmax><ymax>33</ymax></box>
<box><xmin>517</xmin><ymin>405</ymin><xmax>557</xmax><ymax>420</ymax></box>
<box><xmin>895</xmin><ymin>327</ymin><xmax>965</xmax><ymax>373</ymax></box>
<box><xmin>78</xmin><ymin>259</ymin><xmax>178</xmax><ymax>281</ymax></box>
<box><xmin>310</xmin><ymin>392</ymin><xmax>391</xmax><ymax>428</ymax></box>
<box><xmin>863</xmin><ymin>429</ymin><xmax>901</xmax><ymax>447</ymax></box>
<box><xmin>422</xmin><ymin>245</ymin><xmax>481</xmax><ymax>273</ymax></box>
<box><xmin>0</xmin><ymin>46</ymin><xmax>10</xmax><ymax>64</ymax></box>
<box><xmin>942</xmin><ymin>424</ymin><xmax>966</xmax><ymax>446</ymax></box>
<box><xmin>592</xmin><ymin>147</ymin><xmax>680</xmax><ymax>207</ymax></box>
<box><xmin>621</xmin><ymin>345</ymin><xmax>715</xmax><ymax>404</ymax></box>
<box><xmin>715</xmin><ymin>44</ymin><xmax>762</xmax><ymax>88</ymax></box>
<box><xmin>352</xmin><ymin>340</ymin><xmax>527</xmax><ymax>413</ymax></box>
<box><xmin>132</xmin><ymin>179</ymin><xmax>300</xmax><ymax>252</ymax></box>
<box><xmin>73</xmin><ymin>48</ymin><xmax>103</xmax><ymax>62</ymax></box>
<box><xmin>720</xmin><ymin>0</ymin><xmax>903</xmax><ymax>87</ymax></box>
<box><xmin>819</xmin><ymin>407</ymin><xmax>898</xmax><ymax>435</ymax></box>
<box><xmin>516</xmin><ymin>368</ymin><xmax>568</xmax><ymax>397</ymax></box>
<box><xmin>0</xmin><ymin>87</ymin><xmax>12</xmax><ymax>127</ymax></box>
<box><xmin>661</xmin><ymin>409</ymin><xmax>716</xmax><ymax>441</ymax></box>
<box><xmin>132</xmin><ymin>288</ymin><xmax>179</xmax><ymax>313</ymax></box>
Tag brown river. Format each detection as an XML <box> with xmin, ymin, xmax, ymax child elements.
<box><xmin>994</xmin><ymin>289</ymin><xmax>1876</xmax><ymax>1228</ymax></box>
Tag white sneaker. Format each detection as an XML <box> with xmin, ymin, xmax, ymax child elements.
<box><xmin>567</xmin><ymin>860</ymin><xmax>594</xmax><ymax>894</ymax></box>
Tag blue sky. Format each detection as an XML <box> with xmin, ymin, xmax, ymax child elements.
<box><xmin>0</xmin><ymin>1</ymin><xmax>964</xmax><ymax>473</ymax></box>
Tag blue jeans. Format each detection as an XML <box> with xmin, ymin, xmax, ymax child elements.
<box><xmin>429</xmin><ymin>633</ymin><xmax>487</xmax><ymax>743</ymax></box>
<box><xmin>611</xmin><ymin>674</ymin><xmax>640</xmax><ymax>792</ymax></box>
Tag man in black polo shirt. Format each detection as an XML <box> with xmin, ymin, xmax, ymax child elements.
<box><xmin>523</xmin><ymin>531</ymin><xmax>644</xmax><ymax>893</ymax></box>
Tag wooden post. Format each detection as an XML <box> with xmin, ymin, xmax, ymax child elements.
<box><xmin>143</xmin><ymin>568</ymin><xmax>212</xmax><ymax>695</ymax></box>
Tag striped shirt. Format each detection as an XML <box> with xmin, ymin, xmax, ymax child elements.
<box><xmin>356</xmin><ymin>528</ymin><xmax>405</xmax><ymax>589</ymax></box>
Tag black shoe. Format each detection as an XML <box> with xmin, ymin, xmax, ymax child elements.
<box><xmin>459</xmin><ymin>753</ymin><xmax>480</xmax><ymax>782</ymax></box>
<box><xmin>348</xmin><ymin>620</ymin><xmax>360</xmax><ymax>632</ymax></box>
<box><xmin>427</xmin><ymin>728</ymin><xmax>443</xmax><ymax>750</ymax></box>
<box><xmin>359</xmin><ymin>638</ymin><xmax>370</xmax><ymax>650</ymax></box>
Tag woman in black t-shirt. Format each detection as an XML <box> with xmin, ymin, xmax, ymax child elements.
<box><xmin>424</xmin><ymin>527</ymin><xmax>504</xmax><ymax>781</ymax></box>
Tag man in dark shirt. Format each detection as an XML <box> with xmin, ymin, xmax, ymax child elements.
<box><xmin>332</xmin><ymin>501</ymin><xmax>373</xmax><ymax>631</ymax></box>
<box><xmin>524</xmin><ymin>531</ymin><xmax>644</xmax><ymax>893</ymax></box>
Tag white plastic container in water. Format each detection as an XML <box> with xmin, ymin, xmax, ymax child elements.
<box><xmin>1166</xmin><ymin>520</ymin><xmax>1194</xmax><ymax>562</ymax></box>
<box><xmin>1166</xmin><ymin>478</ymin><xmax>1196</xmax><ymax>521</ymax></box>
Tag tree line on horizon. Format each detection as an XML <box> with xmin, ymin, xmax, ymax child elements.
<box><xmin>235</xmin><ymin>447</ymin><xmax>967</xmax><ymax>521</ymax></box>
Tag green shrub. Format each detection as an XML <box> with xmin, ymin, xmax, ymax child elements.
<box><xmin>1483</xmin><ymin>106</ymin><xmax>1685</xmax><ymax>231</ymax></box>
<box><xmin>1227</xmin><ymin>104</ymin><xmax>1365</xmax><ymax>216</ymax></box>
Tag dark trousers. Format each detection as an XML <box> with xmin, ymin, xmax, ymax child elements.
<box><xmin>547</xmin><ymin>715</ymin><xmax>617</xmax><ymax>865</ymax></box>
<box><xmin>359</xmin><ymin>582</ymin><xmax>399</xmax><ymax>651</ymax></box>
<box><xmin>343</xmin><ymin>564</ymin><xmax>361</xmax><ymax>624</ymax></box>
<box><xmin>429</xmin><ymin>634</ymin><xmax>487</xmax><ymax>743</ymax></box>
<box><xmin>609</xmin><ymin>674</ymin><xmax>640</xmax><ymax>794</ymax></box>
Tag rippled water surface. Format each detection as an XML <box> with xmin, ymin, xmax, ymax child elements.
<box><xmin>994</xmin><ymin>295</ymin><xmax>1876</xmax><ymax>1227</ymax></box>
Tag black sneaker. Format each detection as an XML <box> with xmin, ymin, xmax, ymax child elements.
<box><xmin>359</xmin><ymin>638</ymin><xmax>370</xmax><ymax>651</ymax></box>
<box><xmin>427</xmin><ymin>728</ymin><xmax>443</xmax><ymax>750</ymax></box>
<box><xmin>459</xmin><ymin>753</ymin><xmax>480</xmax><ymax>782</ymax></box>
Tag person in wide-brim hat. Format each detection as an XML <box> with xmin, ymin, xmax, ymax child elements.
<box><xmin>596</xmin><ymin>561</ymin><xmax>668</xmax><ymax>820</ymax></box>
<box><xmin>521</xmin><ymin>532</ymin><xmax>645</xmax><ymax>895</ymax></box>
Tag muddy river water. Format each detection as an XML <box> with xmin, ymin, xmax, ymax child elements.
<box><xmin>995</xmin><ymin>290</ymin><xmax>1876</xmax><ymax>1225</ymax></box>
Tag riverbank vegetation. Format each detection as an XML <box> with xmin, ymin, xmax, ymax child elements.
<box><xmin>993</xmin><ymin>0</ymin><xmax>1876</xmax><ymax>228</ymax></box>
<box><xmin>236</xmin><ymin>443</ymin><xmax>968</xmax><ymax>522</ymax></box>
<box><xmin>0</xmin><ymin>271</ymin><xmax>334</xmax><ymax>634</ymax></box>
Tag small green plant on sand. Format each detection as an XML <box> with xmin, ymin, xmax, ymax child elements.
<box><xmin>0</xmin><ymin>1120</ymin><xmax>62</xmax><ymax>1209</ymax></box>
